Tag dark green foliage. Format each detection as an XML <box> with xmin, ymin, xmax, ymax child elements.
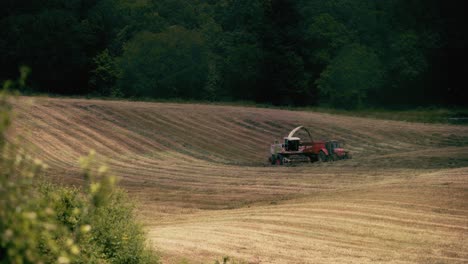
<box><xmin>90</xmin><ymin>49</ymin><xmax>121</xmax><ymax>97</ymax></box>
<box><xmin>258</xmin><ymin>0</ymin><xmax>311</xmax><ymax>105</ymax></box>
<box><xmin>1</xmin><ymin>5</ymin><xmax>91</xmax><ymax>94</ymax></box>
<box><xmin>1</xmin><ymin>0</ymin><xmax>466</xmax><ymax>107</ymax></box>
<box><xmin>118</xmin><ymin>27</ymin><xmax>209</xmax><ymax>99</ymax></box>
<box><xmin>317</xmin><ymin>44</ymin><xmax>384</xmax><ymax>108</ymax></box>
<box><xmin>305</xmin><ymin>13</ymin><xmax>352</xmax><ymax>64</ymax></box>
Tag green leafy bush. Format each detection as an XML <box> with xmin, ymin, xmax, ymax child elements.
<box><xmin>0</xmin><ymin>86</ymin><xmax>157</xmax><ymax>263</ymax></box>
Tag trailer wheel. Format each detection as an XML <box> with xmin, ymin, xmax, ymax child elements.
<box><xmin>318</xmin><ymin>151</ymin><xmax>327</xmax><ymax>162</ymax></box>
<box><xmin>331</xmin><ymin>154</ymin><xmax>338</xmax><ymax>161</ymax></box>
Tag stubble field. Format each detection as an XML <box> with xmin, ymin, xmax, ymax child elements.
<box><xmin>11</xmin><ymin>97</ymin><xmax>468</xmax><ymax>263</ymax></box>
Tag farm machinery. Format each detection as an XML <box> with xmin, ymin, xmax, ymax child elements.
<box><xmin>269</xmin><ymin>126</ymin><xmax>351</xmax><ymax>165</ymax></box>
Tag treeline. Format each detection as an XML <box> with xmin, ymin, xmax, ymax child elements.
<box><xmin>1</xmin><ymin>0</ymin><xmax>466</xmax><ymax>108</ymax></box>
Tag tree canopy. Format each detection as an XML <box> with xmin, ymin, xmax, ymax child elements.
<box><xmin>1</xmin><ymin>0</ymin><xmax>466</xmax><ymax>107</ymax></box>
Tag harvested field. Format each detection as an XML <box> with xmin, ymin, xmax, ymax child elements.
<box><xmin>11</xmin><ymin>97</ymin><xmax>468</xmax><ymax>263</ymax></box>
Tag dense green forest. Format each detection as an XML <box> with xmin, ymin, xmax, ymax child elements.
<box><xmin>1</xmin><ymin>0</ymin><xmax>466</xmax><ymax>108</ymax></box>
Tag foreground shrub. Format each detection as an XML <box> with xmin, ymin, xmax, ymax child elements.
<box><xmin>0</xmin><ymin>87</ymin><xmax>157</xmax><ymax>263</ymax></box>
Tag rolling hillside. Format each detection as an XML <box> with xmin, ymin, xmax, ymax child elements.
<box><xmin>12</xmin><ymin>97</ymin><xmax>468</xmax><ymax>263</ymax></box>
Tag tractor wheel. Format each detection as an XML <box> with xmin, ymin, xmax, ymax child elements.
<box><xmin>318</xmin><ymin>151</ymin><xmax>327</xmax><ymax>162</ymax></box>
<box><xmin>331</xmin><ymin>154</ymin><xmax>338</xmax><ymax>161</ymax></box>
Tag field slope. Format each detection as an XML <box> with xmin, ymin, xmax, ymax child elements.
<box><xmin>12</xmin><ymin>97</ymin><xmax>468</xmax><ymax>263</ymax></box>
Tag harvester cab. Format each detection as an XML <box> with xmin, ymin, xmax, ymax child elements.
<box><xmin>284</xmin><ymin>137</ymin><xmax>300</xmax><ymax>151</ymax></box>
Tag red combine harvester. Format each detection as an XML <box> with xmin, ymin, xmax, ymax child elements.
<box><xmin>269</xmin><ymin>126</ymin><xmax>351</xmax><ymax>165</ymax></box>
